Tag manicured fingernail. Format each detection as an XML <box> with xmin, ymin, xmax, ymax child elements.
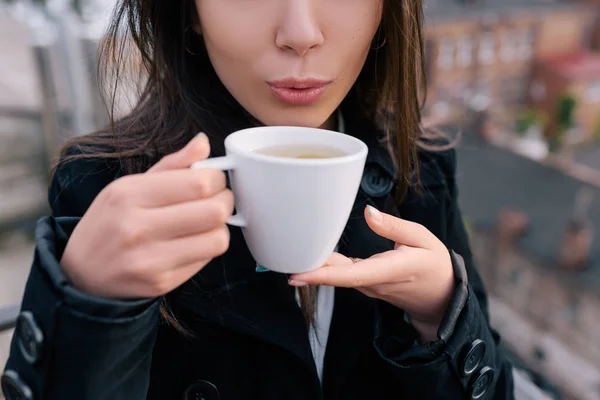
<box><xmin>288</xmin><ymin>279</ymin><xmax>308</xmax><ymax>287</ymax></box>
<box><xmin>255</xmin><ymin>265</ymin><xmax>269</xmax><ymax>273</ymax></box>
<box><xmin>367</xmin><ymin>205</ymin><xmax>383</xmax><ymax>223</ymax></box>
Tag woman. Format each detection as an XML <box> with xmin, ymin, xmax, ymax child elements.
<box><xmin>2</xmin><ymin>0</ymin><xmax>514</xmax><ymax>399</ymax></box>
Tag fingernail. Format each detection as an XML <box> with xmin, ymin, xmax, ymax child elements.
<box><xmin>288</xmin><ymin>279</ymin><xmax>308</xmax><ymax>287</ymax></box>
<box><xmin>255</xmin><ymin>265</ymin><xmax>269</xmax><ymax>273</ymax></box>
<box><xmin>367</xmin><ymin>205</ymin><xmax>383</xmax><ymax>223</ymax></box>
<box><xmin>195</xmin><ymin>132</ymin><xmax>206</xmax><ymax>139</ymax></box>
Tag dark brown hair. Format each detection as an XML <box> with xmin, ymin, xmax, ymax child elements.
<box><xmin>56</xmin><ymin>0</ymin><xmax>428</xmax><ymax>331</ymax></box>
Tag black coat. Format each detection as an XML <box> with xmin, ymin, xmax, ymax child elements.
<box><xmin>2</xmin><ymin>113</ymin><xmax>514</xmax><ymax>400</ymax></box>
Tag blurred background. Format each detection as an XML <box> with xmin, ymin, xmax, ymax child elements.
<box><xmin>1</xmin><ymin>0</ymin><xmax>600</xmax><ymax>398</ymax></box>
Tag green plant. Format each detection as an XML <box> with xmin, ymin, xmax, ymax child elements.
<box><xmin>515</xmin><ymin>108</ymin><xmax>548</xmax><ymax>136</ymax></box>
<box><xmin>547</xmin><ymin>94</ymin><xmax>578</xmax><ymax>151</ymax></box>
<box><xmin>556</xmin><ymin>94</ymin><xmax>578</xmax><ymax>132</ymax></box>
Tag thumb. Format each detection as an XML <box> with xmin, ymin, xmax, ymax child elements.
<box><xmin>364</xmin><ymin>205</ymin><xmax>435</xmax><ymax>248</ymax></box>
<box><xmin>148</xmin><ymin>132</ymin><xmax>211</xmax><ymax>173</ymax></box>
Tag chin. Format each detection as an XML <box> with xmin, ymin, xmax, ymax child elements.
<box><xmin>254</xmin><ymin>107</ymin><xmax>337</xmax><ymax>130</ymax></box>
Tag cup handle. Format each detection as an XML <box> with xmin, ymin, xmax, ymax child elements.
<box><xmin>190</xmin><ymin>156</ymin><xmax>246</xmax><ymax>227</ymax></box>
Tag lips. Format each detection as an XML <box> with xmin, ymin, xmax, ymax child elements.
<box><xmin>267</xmin><ymin>78</ymin><xmax>331</xmax><ymax>105</ymax></box>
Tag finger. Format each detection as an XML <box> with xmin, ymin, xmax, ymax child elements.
<box><xmin>324</xmin><ymin>252</ymin><xmax>354</xmax><ymax>266</ymax></box>
<box><xmin>148</xmin><ymin>133</ymin><xmax>210</xmax><ymax>173</ymax></box>
<box><xmin>289</xmin><ymin>251</ymin><xmax>410</xmax><ymax>288</ymax></box>
<box><xmin>365</xmin><ymin>206</ymin><xmax>437</xmax><ymax>249</ymax></box>
<box><xmin>115</xmin><ymin>168</ymin><xmax>227</xmax><ymax>207</ymax></box>
<box><xmin>151</xmin><ymin>225</ymin><xmax>230</xmax><ymax>269</ymax></box>
<box><xmin>147</xmin><ymin>189</ymin><xmax>234</xmax><ymax>238</ymax></box>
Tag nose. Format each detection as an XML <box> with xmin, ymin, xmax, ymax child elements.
<box><xmin>276</xmin><ymin>0</ymin><xmax>324</xmax><ymax>56</ymax></box>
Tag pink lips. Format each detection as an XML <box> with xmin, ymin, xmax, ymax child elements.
<box><xmin>267</xmin><ymin>78</ymin><xmax>331</xmax><ymax>105</ymax></box>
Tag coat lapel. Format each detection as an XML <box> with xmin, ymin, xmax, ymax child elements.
<box><xmin>172</xmin><ymin>226</ymin><xmax>317</xmax><ymax>373</ymax></box>
<box><xmin>321</xmin><ymin>102</ymin><xmax>399</xmax><ymax>390</ymax></box>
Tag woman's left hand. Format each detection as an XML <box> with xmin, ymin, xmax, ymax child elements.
<box><xmin>289</xmin><ymin>205</ymin><xmax>456</xmax><ymax>343</ymax></box>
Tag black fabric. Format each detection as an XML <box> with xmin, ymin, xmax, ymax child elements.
<box><xmin>3</xmin><ymin>114</ymin><xmax>514</xmax><ymax>399</ymax></box>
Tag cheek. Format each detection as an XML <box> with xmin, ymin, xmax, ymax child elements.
<box><xmin>195</xmin><ymin>0</ymin><xmax>273</xmax><ymax>63</ymax></box>
<box><xmin>195</xmin><ymin>0</ymin><xmax>277</xmax><ymax>109</ymax></box>
<box><xmin>324</xmin><ymin>1</ymin><xmax>383</xmax><ymax>74</ymax></box>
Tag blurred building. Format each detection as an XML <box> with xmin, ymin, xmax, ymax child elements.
<box><xmin>456</xmin><ymin>132</ymin><xmax>600</xmax><ymax>399</ymax></box>
<box><xmin>586</xmin><ymin>0</ymin><xmax>600</xmax><ymax>50</ymax></box>
<box><xmin>530</xmin><ymin>51</ymin><xmax>600</xmax><ymax>142</ymax></box>
<box><xmin>423</xmin><ymin>0</ymin><xmax>599</xmax><ymax>141</ymax></box>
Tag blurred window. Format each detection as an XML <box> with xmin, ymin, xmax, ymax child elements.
<box><xmin>457</xmin><ymin>36</ymin><xmax>474</xmax><ymax>67</ymax></box>
<box><xmin>478</xmin><ymin>32</ymin><xmax>496</xmax><ymax>65</ymax></box>
<box><xmin>500</xmin><ymin>30</ymin><xmax>519</xmax><ymax>62</ymax></box>
<box><xmin>438</xmin><ymin>37</ymin><xmax>455</xmax><ymax>70</ymax></box>
<box><xmin>517</xmin><ymin>29</ymin><xmax>535</xmax><ymax>60</ymax></box>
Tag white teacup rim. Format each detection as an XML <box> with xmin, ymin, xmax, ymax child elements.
<box><xmin>224</xmin><ymin>126</ymin><xmax>368</xmax><ymax>166</ymax></box>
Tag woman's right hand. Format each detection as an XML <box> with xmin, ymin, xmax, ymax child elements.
<box><xmin>60</xmin><ymin>133</ymin><xmax>234</xmax><ymax>299</ymax></box>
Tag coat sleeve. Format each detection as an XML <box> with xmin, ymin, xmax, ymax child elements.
<box><xmin>2</xmin><ymin>158</ymin><xmax>160</xmax><ymax>400</ymax></box>
<box><xmin>373</xmin><ymin>148</ymin><xmax>515</xmax><ymax>399</ymax></box>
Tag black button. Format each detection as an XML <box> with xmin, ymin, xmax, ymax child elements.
<box><xmin>1</xmin><ymin>370</ymin><xmax>33</xmax><ymax>400</ymax></box>
<box><xmin>184</xmin><ymin>380</ymin><xmax>219</xmax><ymax>400</ymax></box>
<box><xmin>469</xmin><ymin>366</ymin><xmax>494</xmax><ymax>399</ymax></box>
<box><xmin>461</xmin><ymin>339</ymin><xmax>486</xmax><ymax>376</ymax></box>
<box><xmin>16</xmin><ymin>312</ymin><xmax>43</xmax><ymax>364</ymax></box>
<box><xmin>361</xmin><ymin>164</ymin><xmax>394</xmax><ymax>198</ymax></box>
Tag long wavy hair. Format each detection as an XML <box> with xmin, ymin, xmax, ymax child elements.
<box><xmin>56</xmin><ymin>0</ymin><xmax>430</xmax><ymax>332</ymax></box>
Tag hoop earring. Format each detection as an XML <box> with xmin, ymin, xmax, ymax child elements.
<box><xmin>184</xmin><ymin>26</ymin><xmax>198</xmax><ymax>56</ymax></box>
<box><xmin>371</xmin><ymin>35</ymin><xmax>387</xmax><ymax>50</ymax></box>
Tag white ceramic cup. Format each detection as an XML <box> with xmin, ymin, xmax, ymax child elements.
<box><xmin>191</xmin><ymin>126</ymin><xmax>368</xmax><ymax>274</ymax></box>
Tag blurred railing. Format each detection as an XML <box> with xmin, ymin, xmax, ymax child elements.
<box><xmin>1</xmin><ymin>0</ymin><xmax>114</xmax><ymax>157</ymax></box>
<box><xmin>0</xmin><ymin>1</ymin><xmax>112</xmax><ymax>237</ymax></box>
